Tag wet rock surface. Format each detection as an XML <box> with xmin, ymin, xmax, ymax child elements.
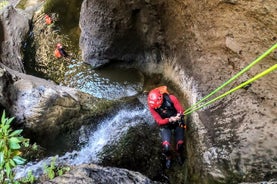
<box><xmin>0</xmin><ymin>0</ymin><xmax>277</xmax><ymax>183</ymax></box>
<box><xmin>0</xmin><ymin>64</ymin><xmax>118</xmax><ymax>147</ymax></box>
<box><xmin>79</xmin><ymin>0</ymin><xmax>164</xmax><ymax>68</ymax></box>
<box><xmin>155</xmin><ymin>0</ymin><xmax>277</xmax><ymax>183</ymax></box>
<box><xmin>100</xmin><ymin>122</ymin><xmax>164</xmax><ymax>180</ymax></box>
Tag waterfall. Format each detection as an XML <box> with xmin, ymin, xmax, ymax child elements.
<box><xmin>15</xmin><ymin>104</ymin><xmax>154</xmax><ymax>179</ymax></box>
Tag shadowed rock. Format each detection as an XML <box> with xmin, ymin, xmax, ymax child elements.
<box><xmin>79</xmin><ymin>0</ymin><xmax>164</xmax><ymax>68</ymax></box>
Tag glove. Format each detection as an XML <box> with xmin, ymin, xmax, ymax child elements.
<box><xmin>169</xmin><ymin>114</ymin><xmax>181</xmax><ymax>123</ymax></box>
<box><xmin>168</xmin><ymin>117</ymin><xmax>174</xmax><ymax>122</ymax></box>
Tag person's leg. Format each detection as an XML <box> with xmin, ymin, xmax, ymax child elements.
<box><xmin>174</xmin><ymin>126</ymin><xmax>185</xmax><ymax>165</ymax></box>
<box><xmin>161</xmin><ymin>128</ymin><xmax>172</xmax><ymax>168</ymax></box>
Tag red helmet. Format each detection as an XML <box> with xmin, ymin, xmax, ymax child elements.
<box><xmin>56</xmin><ymin>43</ymin><xmax>62</xmax><ymax>48</ymax></box>
<box><xmin>45</xmin><ymin>15</ymin><xmax>52</xmax><ymax>25</ymax></box>
<box><xmin>148</xmin><ymin>89</ymin><xmax>163</xmax><ymax>109</ymax></box>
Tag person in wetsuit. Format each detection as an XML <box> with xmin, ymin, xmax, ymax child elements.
<box><xmin>147</xmin><ymin>86</ymin><xmax>185</xmax><ymax>169</ymax></box>
<box><xmin>54</xmin><ymin>43</ymin><xmax>68</xmax><ymax>58</ymax></box>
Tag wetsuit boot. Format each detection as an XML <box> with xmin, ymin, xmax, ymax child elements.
<box><xmin>163</xmin><ymin>143</ymin><xmax>172</xmax><ymax>169</ymax></box>
<box><xmin>176</xmin><ymin>141</ymin><xmax>184</xmax><ymax>166</ymax></box>
<box><xmin>165</xmin><ymin>157</ymin><xmax>171</xmax><ymax>169</ymax></box>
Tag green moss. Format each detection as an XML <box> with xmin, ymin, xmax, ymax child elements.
<box><xmin>0</xmin><ymin>0</ymin><xmax>8</xmax><ymax>10</ymax></box>
<box><xmin>15</xmin><ymin>0</ymin><xmax>28</xmax><ymax>9</ymax></box>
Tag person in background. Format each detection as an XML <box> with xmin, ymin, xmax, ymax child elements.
<box><xmin>54</xmin><ymin>43</ymin><xmax>68</xmax><ymax>58</ymax></box>
<box><xmin>147</xmin><ymin>86</ymin><xmax>186</xmax><ymax>169</ymax></box>
<box><xmin>45</xmin><ymin>14</ymin><xmax>52</xmax><ymax>25</ymax></box>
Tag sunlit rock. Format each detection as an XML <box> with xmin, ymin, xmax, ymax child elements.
<box><xmin>1</xmin><ymin>65</ymin><xmax>117</xmax><ymax>147</ymax></box>
<box><xmin>0</xmin><ymin>5</ymin><xmax>30</xmax><ymax>72</ymax></box>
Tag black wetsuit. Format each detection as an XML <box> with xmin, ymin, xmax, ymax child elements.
<box><xmin>155</xmin><ymin>94</ymin><xmax>184</xmax><ymax>156</ymax></box>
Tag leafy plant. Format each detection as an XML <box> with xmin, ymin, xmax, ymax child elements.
<box><xmin>0</xmin><ymin>111</ymin><xmax>70</xmax><ymax>183</ymax></box>
<box><xmin>43</xmin><ymin>157</ymin><xmax>56</xmax><ymax>180</ymax></box>
<box><xmin>43</xmin><ymin>157</ymin><xmax>71</xmax><ymax>180</ymax></box>
<box><xmin>57</xmin><ymin>165</ymin><xmax>70</xmax><ymax>176</ymax></box>
<box><xmin>0</xmin><ymin>111</ymin><xmax>30</xmax><ymax>184</ymax></box>
<box><xmin>20</xmin><ymin>170</ymin><xmax>36</xmax><ymax>184</ymax></box>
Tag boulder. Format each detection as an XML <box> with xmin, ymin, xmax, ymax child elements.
<box><xmin>41</xmin><ymin>164</ymin><xmax>163</xmax><ymax>184</ymax></box>
<box><xmin>79</xmin><ymin>0</ymin><xmax>164</xmax><ymax>68</ymax></box>
<box><xmin>0</xmin><ymin>5</ymin><xmax>30</xmax><ymax>72</ymax></box>
<box><xmin>0</xmin><ymin>64</ymin><xmax>117</xmax><ymax>146</ymax></box>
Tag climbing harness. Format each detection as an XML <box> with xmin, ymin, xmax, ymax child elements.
<box><xmin>184</xmin><ymin>42</ymin><xmax>277</xmax><ymax>116</ymax></box>
<box><xmin>178</xmin><ymin>117</ymin><xmax>186</xmax><ymax>129</ymax></box>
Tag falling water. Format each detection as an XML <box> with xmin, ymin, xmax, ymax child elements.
<box><xmin>15</xmin><ymin>101</ymin><xmax>155</xmax><ymax>179</ymax></box>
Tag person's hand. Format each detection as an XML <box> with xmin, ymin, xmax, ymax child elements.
<box><xmin>175</xmin><ymin>113</ymin><xmax>181</xmax><ymax>120</ymax></box>
<box><xmin>168</xmin><ymin>117</ymin><xmax>173</xmax><ymax>122</ymax></box>
<box><xmin>169</xmin><ymin>115</ymin><xmax>181</xmax><ymax>123</ymax></box>
<box><xmin>169</xmin><ymin>117</ymin><xmax>175</xmax><ymax>123</ymax></box>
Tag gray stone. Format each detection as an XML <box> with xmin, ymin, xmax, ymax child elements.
<box><xmin>41</xmin><ymin>164</ymin><xmax>163</xmax><ymax>184</ymax></box>
<box><xmin>0</xmin><ymin>5</ymin><xmax>30</xmax><ymax>72</ymax></box>
<box><xmin>1</xmin><ymin>64</ymin><xmax>117</xmax><ymax>145</ymax></box>
<box><xmin>79</xmin><ymin>0</ymin><xmax>164</xmax><ymax>68</ymax></box>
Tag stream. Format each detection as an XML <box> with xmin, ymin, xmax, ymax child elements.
<box><xmin>17</xmin><ymin>0</ymin><xmax>155</xmax><ymax>178</ymax></box>
<box><xmin>14</xmin><ymin>0</ymin><xmax>188</xmax><ymax>182</ymax></box>
<box><xmin>15</xmin><ymin>103</ymin><xmax>155</xmax><ymax>179</ymax></box>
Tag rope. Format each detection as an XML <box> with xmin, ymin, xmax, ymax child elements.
<box><xmin>184</xmin><ymin>63</ymin><xmax>277</xmax><ymax>115</ymax></box>
<box><xmin>184</xmin><ymin>43</ymin><xmax>277</xmax><ymax>115</ymax></box>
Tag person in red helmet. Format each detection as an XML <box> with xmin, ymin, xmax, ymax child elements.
<box><xmin>147</xmin><ymin>86</ymin><xmax>186</xmax><ymax>169</ymax></box>
<box><xmin>54</xmin><ymin>43</ymin><xmax>68</xmax><ymax>58</ymax></box>
<box><xmin>45</xmin><ymin>14</ymin><xmax>52</xmax><ymax>25</ymax></box>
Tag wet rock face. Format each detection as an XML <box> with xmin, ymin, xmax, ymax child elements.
<box><xmin>0</xmin><ymin>0</ymin><xmax>276</xmax><ymax>183</ymax></box>
<box><xmin>79</xmin><ymin>0</ymin><xmax>164</xmax><ymax>68</ymax></box>
<box><xmin>100</xmin><ymin>123</ymin><xmax>164</xmax><ymax>181</ymax></box>
<box><xmin>41</xmin><ymin>164</ymin><xmax>163</xmax><ymax>184</ymax></box>
<box><xmin>1</xmin><ymin>65</ymin><xmax>117</xmax><ymax>147</ymax></box>
<box><xmin>0</xmin><ymin>5</ymin><xmax>29</xmax><ymax>72</ymax></box>
<box><xmin>156</xmin><ymin>0</ymin><xmax>277</xmax><ymax>182</ymax></box>
<box><xmin>0</xmin><ymin>66</ymin><xmax>13</xmax><ymax>108</ymax></box>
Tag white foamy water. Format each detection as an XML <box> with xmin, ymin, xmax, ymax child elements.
<box><xmin>15</xmin><ymin>106</ymin><xmax>154</xmax><ymax>179</ymax></box>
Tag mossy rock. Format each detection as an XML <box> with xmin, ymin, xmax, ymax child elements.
<box><xmin>100</xmin><ymin>122</ymin><xmax>164</xmax><ymax>180</ymax></box>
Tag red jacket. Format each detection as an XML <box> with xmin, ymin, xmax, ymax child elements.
<box><xmin>149</xmin><ymin>94</ymin><xmax>184</xmax><ymax>126</ymax></box>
